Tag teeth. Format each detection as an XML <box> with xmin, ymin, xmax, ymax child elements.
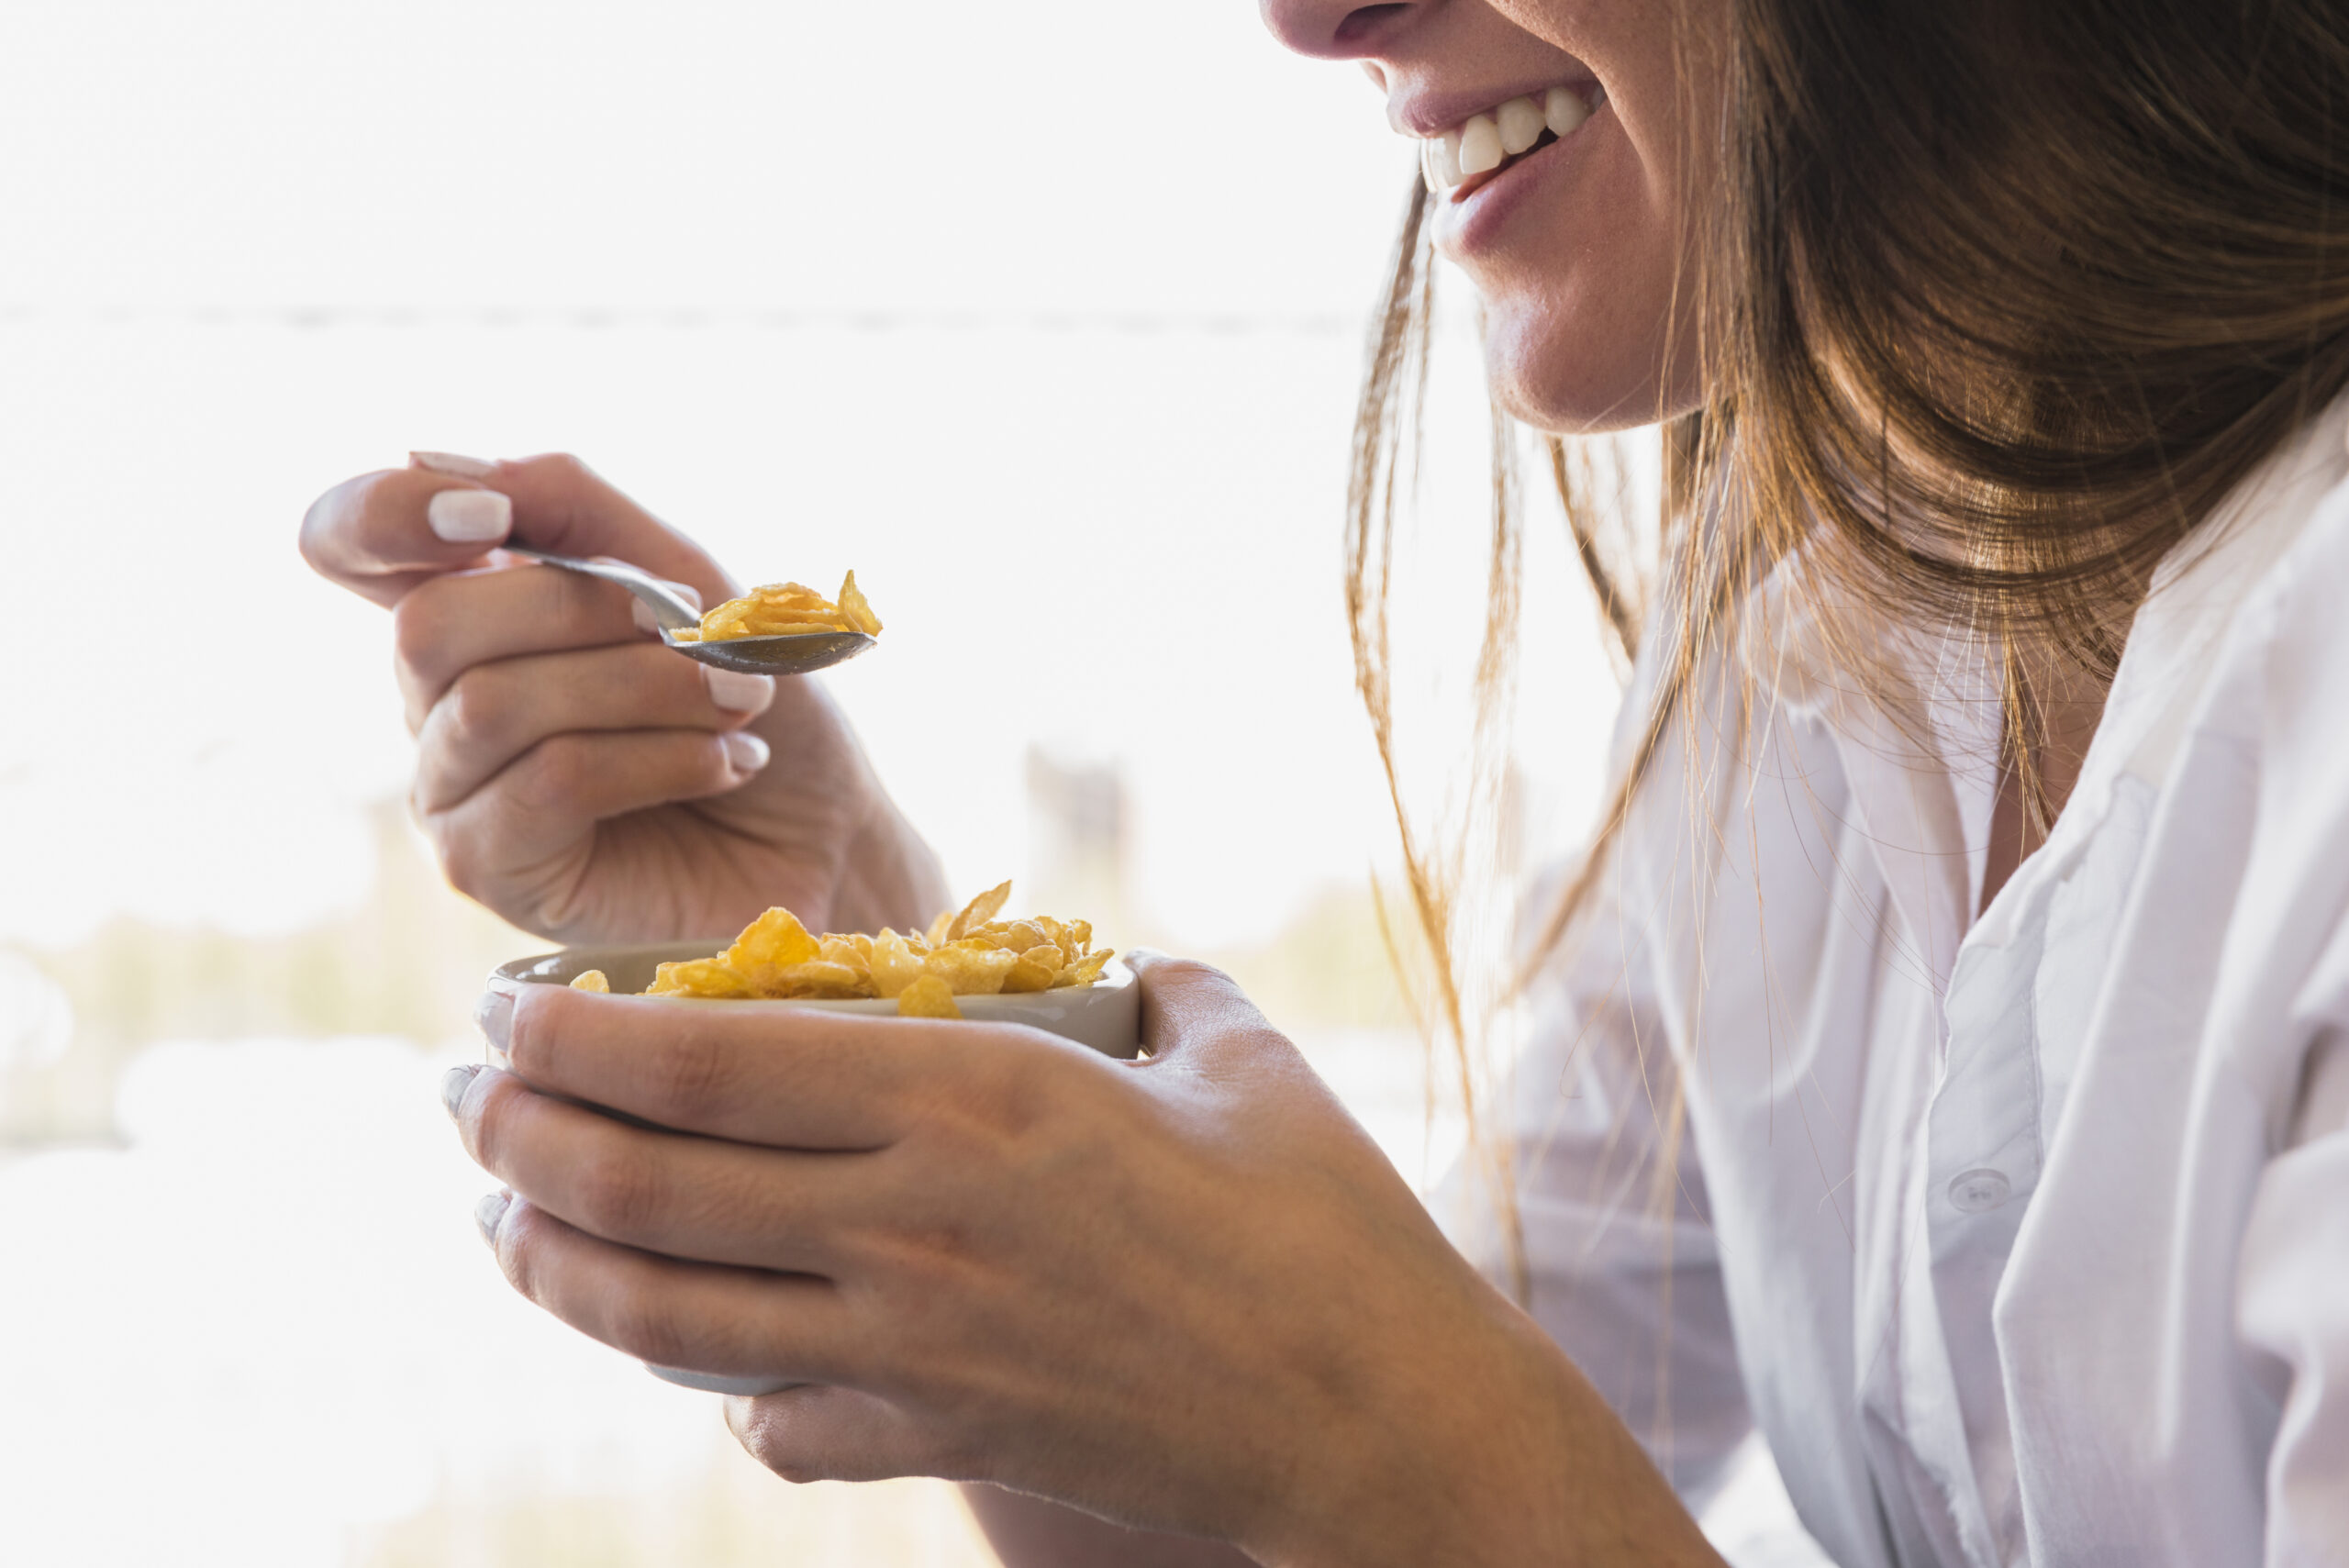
<box><xmin>1419</xmin><ymin>85</ymin><xmax>1599</xmax><ymax>195</ymax></box>
<box><xmin>1421</xmin><ymin>138</ymin><xmax>1446</xmax><ymax>192</ymax></box>
<box><xmin>1426</xmin><ymin>128</ymin><xmax>1463</xmax><ymax>190</ymax></box>
<box><xmin>1457</xmin><ymin>114</ymin><xmax>1504</xmax><ymax>177</ymax></box>
<box><xmin>1421</xmin><ymin>132</ymin><xmax>1464</xmax><ymax>193</ymax></box>
<box><xmin>1544</xmin><ymin>85</ymin><xmax>1589</xmax><ymax>138</ymax></box>
<box><xmin>1496</xmin><ymin>95</ymin><xmax>1545</xmax><ymax>156</ymax></box>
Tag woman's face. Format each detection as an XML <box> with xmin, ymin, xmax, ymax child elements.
<box><xmin>1262</xmin><ymin>0</ymin><xmax>1722</xmax><ymax>433</ymax></box>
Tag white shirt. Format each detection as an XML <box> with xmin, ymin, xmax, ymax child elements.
<box><xmin>1439</xmin><ymin>399</ymin><xmax>2349</xmax><ymax>1567</ymax></box>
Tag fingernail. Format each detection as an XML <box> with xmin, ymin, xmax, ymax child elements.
<box><xmin>474</xmin><ymin>1191</ymin><xmax>512</xmax><ymax>1246</ymax></box>
<box><xmin>705</xmin><ymin>669</ymin><xmax>777</xmax><ymax>715</ymax></box>
<box><xmin>475</xmin><ymin>982</ymin><xmax>516</xmax><ymax>1065</ymax></box>
<box><xmin>428</xmin><ymin>488</ymin><xmax>512</xmax><ymax>544</ymax></box>
<box><xmin>412</xmin><ymin>450</ymin><xmax>499</xmax><ymax>480</ymax></box>
<box><xmin>723</xmin><ymin>731</ymin><xmax>772</xmax><ymax>773</ymax></box>
<box><xmin>440</xmin><ymin>1063</ymin><xmax>481</xmax><ymax>1122</ymax></box>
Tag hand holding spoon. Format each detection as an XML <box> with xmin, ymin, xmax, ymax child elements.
<box><xmin>507</xmin><ymin>547</ymin><xmax>876</xmax><ymax>677</ymax></box>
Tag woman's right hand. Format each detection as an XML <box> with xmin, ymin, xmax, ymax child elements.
<box><xmin>299</xmin><ymin>452</ymin><xmax>947</xmax><ymax>946</ymax></box>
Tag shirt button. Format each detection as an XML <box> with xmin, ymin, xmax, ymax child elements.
<box><xmin>1948</xmin><ymin>1169</ymin><xmax>2012</xmax><ymax>1213</ymax></box>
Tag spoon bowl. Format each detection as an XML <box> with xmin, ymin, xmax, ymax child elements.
<box><xmin>666</xmin><ymin>627</ymin><xmax>876</xmax><ymax>675</ymax></box>
<box><xmin>509</xmin><ymin>547</ymin><xmax>876</xmax><ymax>677</ymax></box>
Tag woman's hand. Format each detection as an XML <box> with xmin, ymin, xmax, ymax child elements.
<box><xmin>300</xmin><ymin>453</ymin><xmax>946</xmax><ymax>943</ymax></box>
<box><xmin>447</xmin><ymin>953</ymin><xmax>1721</xmax><ymax>1568</ymax></box>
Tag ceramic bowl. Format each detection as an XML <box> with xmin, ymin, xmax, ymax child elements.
<box><xmin>495</xmin><ymin>940</ymin><xmax>1141</xmax><ymax>1396</ymax></box>
<box><xmin>495</xmin><ymin>941</ymin><xmax>1140</xmax><ymax>1062</ymax></box>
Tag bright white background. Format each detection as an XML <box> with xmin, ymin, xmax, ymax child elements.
<box><xmin>0</xmin><ymin>3</ymin><xmax>1810</xmax><ymax>1564</ymax></box>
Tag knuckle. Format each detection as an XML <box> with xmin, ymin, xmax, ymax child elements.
<box><xmin>436</xmin><ymin>668</ymin><xmax>511</xmax><ymax>756</ymax></box>
<box><xmin>295</xmin><ymin>472</ymin><xmax>376</xmax><ymax>571</ymax></box>
<box><xmin>440</xmin><ymin>845</ymin><xmax>487</xmax><ymax>906</ymax></box>
<box><xmin>569</xmin><ymin>1147</ymin><xmax>662</xmax><ymax>1240</ymax></box>
<box><xmin>964</xmin><ymin>1038</ymin><xmax>1073</xmax><ymax>1137</ymax></box>
<box><xmin>520</xmin><ymin>450</ymin><xmax>597</xmax><ymax>502</ymax></box>
<box><xmin>295</xmin><ymin>489</ymin><xmax>338</xmax><ymax>570</ymax></box>
<box><xmin>643</xmin><ymin>1027</ymin><xmax>740</xmax><ymax>1127</ymax></box>
<box><xmin>908</xmin><ymin>1051</ymin><xmax>1097</xmax><ymax>1207</ymax></box>
<box><xmin>429</xmin><ymin>818</ymin><xmax>491</xmax><ymax>904</ymax></box>
<box><xmin>510</xmin><ymin>735</ymin><xmax>590</xmax><ymax>816</ymax></box>
<box><xmin>388</xmin><ymin>587</ymin><xmax>447</xmax><ymax>678</ymax></box>
<box><xmin>604</xmin><ymin>1279</ymin><xmax>693</xmax><ymax>1370</ymax></box>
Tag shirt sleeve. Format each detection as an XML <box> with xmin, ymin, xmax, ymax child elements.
<box><xmin>1429</xmin><ymin>849</ymin><xmax>1753</xmax><ymax>1506</ymax></box>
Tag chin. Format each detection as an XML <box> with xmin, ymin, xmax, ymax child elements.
<box><xmin>1478</xmin><ymin>292</ymin><xmax>1693</xmax><ymax>436</ymax></box>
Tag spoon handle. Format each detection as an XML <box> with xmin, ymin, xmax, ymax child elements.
<box><xmin>505</xmin><ymin>547</ymin><xmax>704</xmax><ymax>632</ymax></box>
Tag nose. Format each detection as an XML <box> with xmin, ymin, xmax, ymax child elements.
<box><xmin>1260</xmin><ymin>0</ymin><xmax>1418</xmax><ymax>61</ymax></box>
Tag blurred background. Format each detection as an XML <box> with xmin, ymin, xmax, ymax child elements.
<box><xmin>0</xmin><ymin>2</ymin><xmax>1811</xmax><ymax>1563</ymax></box>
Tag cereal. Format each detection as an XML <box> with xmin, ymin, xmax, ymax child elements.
<box><xmin>668</xmin><ymin>571</ymin><xmax>883</xmax><ymax>644</ymax></box>
<box><xmin>628</xmin><ymin>882</ymin><xmax>1113</xmax><ymax>1017</ymax></box>
<box><xmin>571</xmin><ymin>969</ymin><xmax>610</xmax><ymax>993</ymax></box>
<box><xmin>894</xmin><ymin>975</ymin><xmax>963</xmax><ymax>1019</ymax></box>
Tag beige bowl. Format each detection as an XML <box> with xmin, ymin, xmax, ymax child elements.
<box><xmin>494</xmin><ymin>940</ymin><xmax>1142</xmax><ymax>1399</ymax></box>
<box><xmin>495</xmin><ymin>942</ymin><xmax>1141</xmax><ymax>1060</ymax></box>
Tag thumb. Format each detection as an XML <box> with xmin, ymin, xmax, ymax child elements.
<box><xmin>420</xmin><ymin>450</ymin><xmax>740</xmax><ymax>608</ymax></box>
<box><xmin>1122</xmin><ymin>948</ymin><xmax>1287</xmax><ymax>1072</ymax></box>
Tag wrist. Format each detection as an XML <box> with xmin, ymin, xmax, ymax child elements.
<box><xmin>1251</xmin><ymin>1296</ymin><xmax>1719</xmax><ymax>1568</ymax></box>
<box><xmin>827</xmin><ymin>788</ymin><xmax>949</xmax><ymax>935</ymax></box>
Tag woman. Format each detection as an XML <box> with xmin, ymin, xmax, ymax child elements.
<box><xmin>300</xmin><ymin>0</ymin><xmax>2349</xmax><ymax>1562</ymax></box>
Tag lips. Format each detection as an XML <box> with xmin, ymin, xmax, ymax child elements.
<box><xmin>1419</xmin><ymin>83</ymin><xmax>1605</xmax><ymax>199</ymax></box>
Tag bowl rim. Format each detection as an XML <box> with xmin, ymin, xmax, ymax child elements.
<box><xmin>493</xmin><ymin>940</ymin><xmax>1135</xmax><ymax>1015</ymax></box>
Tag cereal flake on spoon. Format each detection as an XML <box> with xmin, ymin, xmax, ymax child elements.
<box><xmin>668</xmin><ymin>571</ymin><xmax>883</xmax><ymax>644</ymax></box>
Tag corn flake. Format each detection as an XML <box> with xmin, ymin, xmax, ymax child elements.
<box><xmin>684</xmin><ymin>571</ymin><xmax>883</xmax><ymax>644</ymax></box>
<box><xmin>626</xmin><ymin>882</ymin><xmax>1112</xmax><ymax>1010</ymax></box>
<box><xmin>896</xmin><ymin>975</ymin><xmax>963</xmax><ymax>1019</ymax></box>
<box><xmin>947</xmin><ymin>880</ymin><xmax>1014</xmax><ymax>941</ymax></box>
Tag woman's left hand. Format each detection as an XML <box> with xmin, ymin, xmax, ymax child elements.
<box><xmin>448</xmin><ymin>953</ymin><xmax>1712</xmax><ymax>1568</ymax></box>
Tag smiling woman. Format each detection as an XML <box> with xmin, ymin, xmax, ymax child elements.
<box><xmin>296</xmin><ymin>0</ymin><xmax>2349</xmax><ymax>1565</ymax></box>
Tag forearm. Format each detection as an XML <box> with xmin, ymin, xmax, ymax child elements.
<box><xmin>1260</xmin><ymin>1312</ymin><xmax>1726</xmax><ymax>1568</ymax></box>
<box><xmin>963</xmin><ymin>1337</ymin><xmax>1720</xmax><ymax>1568</ymax></box>
<box><xmin>962</xmin><ymin>1485</ymin><xmax>1262</xmax><ymax>1568</ymax></box>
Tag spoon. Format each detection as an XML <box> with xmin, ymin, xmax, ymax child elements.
<box><xmin>508</xmin><ymin>547</ymin><xmax>876</xmax><ymax>676</ymax></box>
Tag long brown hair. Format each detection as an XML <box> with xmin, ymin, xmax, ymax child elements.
<box><xmin>1351</xmin><ymin>0</ymin><xmax>2349</xmax><ymax>1227</ymax></box>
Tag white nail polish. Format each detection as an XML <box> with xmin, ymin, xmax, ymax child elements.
<box><xmin>705</xmin><ymin>668</ymin><xmax>776</xmax><ymax>715</ymax></box>
<box><xmin>723</xmin><ymin>731</ymin><xmax>772</xmax><ymax>773</ymax></box>
<box><xmin>428</xmin><ymin>488</ymin><xmax>512</xmax><ymax>543</ymax></box>
<box><xmin>412</xmin><ymin>450</ymin><xmax>499</xmax><ymax>480</ymax></box>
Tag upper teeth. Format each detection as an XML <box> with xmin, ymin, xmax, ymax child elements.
<box><xmin>1421</xmin><ymin>84</ymin><xmax>1602</xmax><ymax>194</ymax></box>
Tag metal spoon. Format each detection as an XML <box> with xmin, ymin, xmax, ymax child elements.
<box><xmin>508</xmin><ymin>547</ymin><xmax>876</xmax><ymax>676</ymax></box>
